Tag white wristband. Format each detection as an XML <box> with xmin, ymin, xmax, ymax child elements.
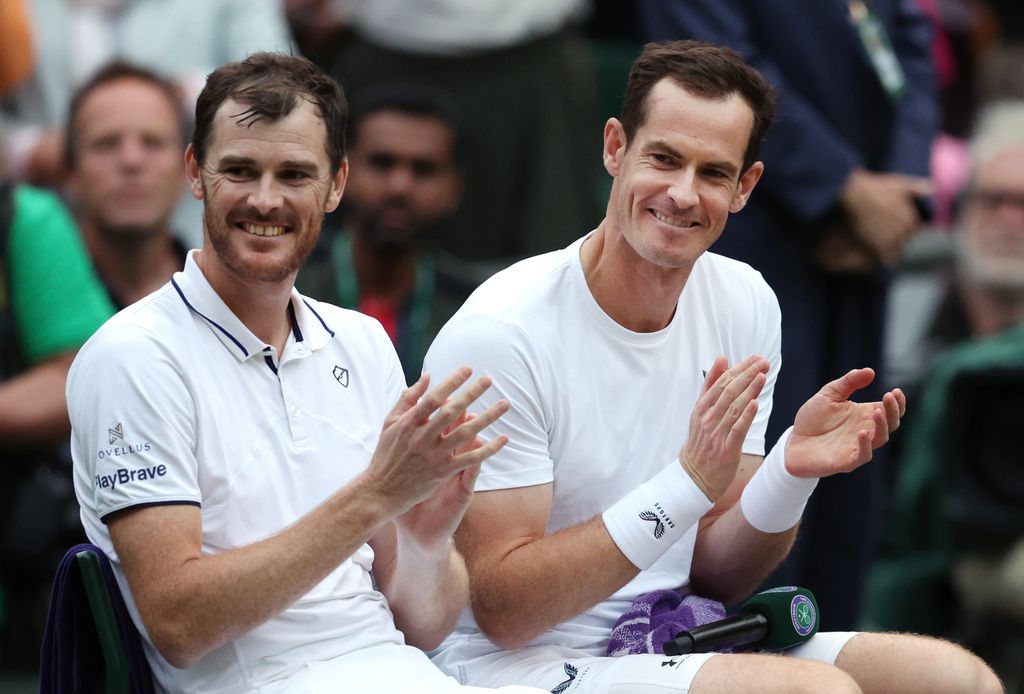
<box><xmin>602</xmin><ymin>460</ymin><xmax>714</xmax><ymax>570</ymax></box>
<box><xmin>740</xmin><ymin>427</ymin><xmax>818</xmax><ymax>533</ymax></box>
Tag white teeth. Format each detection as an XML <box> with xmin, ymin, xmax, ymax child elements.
<box><xmin>653</xmin><ymin>211</ymin><xmax>690</xmax><ymax>228</ymax></box>
<box><xmin>244</xmin><ymin>223</ymin><xmax>285</xmax><ymax>237</ymax></box>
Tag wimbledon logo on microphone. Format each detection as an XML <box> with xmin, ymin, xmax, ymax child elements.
<box><xmin>790</xmin><ymin>595</ymin><xmax>817</xmax><ymax>636</ymax></box>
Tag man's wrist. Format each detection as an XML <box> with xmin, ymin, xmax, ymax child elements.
<box><xmin>602</xmin><ymin>460</ymin><xmax>714</xmax><ymax>570</ymax></box>
<box><xmin>740</xmin><ymin>427</ymin><xmax>818</xmax><ymax>533</ymax></box>
<box><xmin>395</xmin><ymin>528</ymin><xmax>455</xmax><ymax>562</ymax></box>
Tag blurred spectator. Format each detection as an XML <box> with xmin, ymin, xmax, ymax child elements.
<box><xmin>0</xmin><ymin>180</ymin><xmax>114</xmax><ymax>670</ymax></box>
<box><xmin>639</xmin><ymin>0</ymin><xmax>938</xmax><ymax>630</ymax></box>
<box><xmin>298</xmin><ymin>86</ymin><xmax>469</xmax><ymax>384</ymax></box>
<box><xmin>1</xmin><ymin>0</ymin><xmax>290</xmax><ymax>187</ymax></box>
<box><xmin>0</xmin><ymin>0</ymin><xmax>291</xmax><ymax>248</ymax></box>
<box><xmin>865</xmin><ymin>102</ymin><xmax>1024</xmax><ymax>647</ymax></box>
<box><xmin>64</xmin><ymin>62</ymin><xmax>188</xmax><ymax>309</ymax></box>
<box><xmin>331</xmin><ymin>0</ymin><xmax>603</xmax><ymax>276</ymax></box>
<box><xmin>888</xmin><ymin>103</ymin><xmax>1024</xmax><ymax>388</ymax></box>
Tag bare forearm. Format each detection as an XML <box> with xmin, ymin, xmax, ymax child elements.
<box><xmin>465</xmin><ymin>515</ymin><xmax>638</xmax><ymax>650</ymax></box>
<box><xmin>382</xmin><ymin>538</ymin><xmax>468</xmax><ymax>650</ymax></box>
<box><xmin>114</xmin><ymin>474</ymin><xmax>398</xmax><ymax>668</ymax></box>
<box><xmin>690</xmin><ymin>506</ymin><xmax>796</xmax><ymax>605</ymax></box>
<box><xmin>0</xmin><ymin>352</ymin><xmax>74</xmax><ymax>445</ymax></box>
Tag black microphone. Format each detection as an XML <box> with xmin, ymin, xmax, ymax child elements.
<box><xmin>663</xmin><ymin>586</ymin><xmax>819</xmax><ymax>656</ymax></box>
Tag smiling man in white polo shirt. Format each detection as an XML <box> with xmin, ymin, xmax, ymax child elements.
<box><xmin>66</xmin><ymin>52</ymin><xmax>545</xmax><ymax>694</ymax></box>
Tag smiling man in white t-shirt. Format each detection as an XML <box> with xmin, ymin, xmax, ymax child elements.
<box><xmin>424</xmin><ymin>40</ymin><xmax>1002</xmax><ymax>694</ymax></box>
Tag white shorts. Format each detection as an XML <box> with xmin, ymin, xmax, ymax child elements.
<box><xmin>452</xmin><ymin>632</ymin><xmax>858</xmax><ymax>694</ymax></box>
<box><xmin>259</xmin><ymin>643</ymin><xmax>549</xmax><ymax>693</ymax></box>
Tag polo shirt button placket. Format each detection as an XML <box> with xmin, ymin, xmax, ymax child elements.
<box><xmin>280</xmin><ymin>370</ymin><xmax>309</xmax><ymax>444</ymax></box>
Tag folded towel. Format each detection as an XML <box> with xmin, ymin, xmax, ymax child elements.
<box><xmin>607</xmin><ymin>590</ymin><xmax>726</xmax><ymax>656</ymax></box>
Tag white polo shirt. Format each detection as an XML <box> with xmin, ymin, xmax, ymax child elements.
<box><xmin>68</xmin><ymin>251</ymin><xmax>407</xmax><ymax>693</ymax></box>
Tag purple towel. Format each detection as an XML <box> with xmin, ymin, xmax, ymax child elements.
<box><xmin>606</xmin><ymin>589</ymin><xmax>726</xmax><ymax>656</ymax></box>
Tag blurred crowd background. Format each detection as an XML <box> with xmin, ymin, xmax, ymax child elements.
<box><xmin>1</xmin><ymin>0</ymin><xmax>1023</xmax><ymax>690</ymax></box>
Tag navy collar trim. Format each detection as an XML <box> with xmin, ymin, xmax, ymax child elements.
<box><xmin>302</xmin><ymin>298</ymin><xmax>335</xmax><ymax>338</ymax></box>
<box><xmin>171</xmin><ymin>277</ymin><xmax>249</xmax><ymax>358</ymax></box>
<box><xmin>288</xmin><ymin>301</ymin><xmax>304</xmax><ymax>343</ymax></box>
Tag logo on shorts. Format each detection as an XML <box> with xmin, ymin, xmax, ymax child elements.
<box><xmin>108</xmin><ymin>423</ymin><xmax>124</xmax><ymax>445</ymax></box>
<box><xmin>551</xmin><ymin>663</ymin><xmax>578</xmax><ymax>693</ymax></box>
<box><xmin>791</xmin><ymin>594</ymin><xmax>817</xmax><ymax>636</ymax></box>
<box><xmin>639</xmin><ymin>510</ymin><xmax>666</xmax><ymax>539</ymax></box>
<box><xmin>332</xmin><ymin>365</ymin><xmax>349</xmax><ymax>387</ymax></box>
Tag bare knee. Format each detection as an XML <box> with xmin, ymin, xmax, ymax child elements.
<box><xmin>809</xmin><ymin>668</ymin><xmax>862</xmax><ymax>694</ymax></box>
<box><xmin>934</xmin><ymin>650</ymin><xmax>1004</xmax><ymax>694</ymax></box>
<box><xmin>835</xmin><ymin>632</ymin><xmax>1003</xmax><ymax>694</ymax></box>
<box><xmin>968</xmin><ymin>654</ymin><xmax>1004</xmax><ymax>694</ymax></box>
<box><xmin>691</xmin><ymin>654</ymin><xmax>861</xmax><ymax>694</ymax></box>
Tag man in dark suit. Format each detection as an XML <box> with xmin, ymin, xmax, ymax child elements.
<box><xmin>639</xmin><ymin>0</ymin><xmax>938</xmax><ymax>629</ymax></box>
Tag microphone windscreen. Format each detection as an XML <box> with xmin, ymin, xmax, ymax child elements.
<box><xmin>739</xmin><ymin>586</ymin><xmax>819</xmax><ymax>651</ymax></box>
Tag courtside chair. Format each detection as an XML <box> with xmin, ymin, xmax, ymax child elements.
<box><xmin>39</xmin><ymin>543</ymin><xmax>153</xmax><ymax>693</ymax></box>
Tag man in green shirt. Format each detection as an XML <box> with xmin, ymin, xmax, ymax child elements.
<box><xmin>0</xmin><ymin>180</ymin><xmax>114</xmax><ymax>669</ymax></box>
<box><xmin>1</xmin><ymin>183</ymin><xmax>114</xmax><ymax>441</ymax></box>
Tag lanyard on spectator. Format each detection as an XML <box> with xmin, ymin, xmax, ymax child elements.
<box><xmin>847</xmin><ymin>0</ymin><xmax>907</xmax><ymax>103</ymax></box>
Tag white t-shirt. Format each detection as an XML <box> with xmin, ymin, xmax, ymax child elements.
<box><xmin>68</xmin><ymin>252</ymin><xmax>407</xmax><ymax>693</ymax></box>
<box><xmin>424</xmin><ymin>235</ymin><xmax>782</xmax><ymax>670</ymax></box>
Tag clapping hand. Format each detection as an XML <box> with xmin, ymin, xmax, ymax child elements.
<box><xmin>369</xmin><ymin>368</ymin><xmax>509</xmax><ymax>553</ymax></box>
<box><xmin>785</xmin><ymin>368</ymin><xmax>906</xmax><ymax>478</ymax></box>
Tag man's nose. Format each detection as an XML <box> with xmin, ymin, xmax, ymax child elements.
<box><xmin>117</xmin><ymin>138</ymin><xmax>147</xmax><ymax>169</ymax></box>
<box><xmin>667</xmin><ymin>168</ymin><xmax>699</xmax><ymax>209</ymax></box>
<box><xmin>248</xmin><ymin>175</ymin><xmax>283</xmax><ymax>215</ymax></box>
<box><xmin>385</xmin><ymin>163</ymin><xmax>416</xmax><ymax>195</ymax></box>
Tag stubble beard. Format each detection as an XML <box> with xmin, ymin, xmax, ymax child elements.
<box><xmin>202</xmin><ymin>193</ymin><xmax>323</xmax><ymax>284</ymax></box>
<box><xmin>957</xmin><ymin>227</ymin><xmax>1024</xmax><ymax>293</ymax></box>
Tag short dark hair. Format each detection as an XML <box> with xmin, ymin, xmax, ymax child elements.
<box><xmin>349</xmin><ymin>85</ymin><xmax>461</xmax><ymax>164</ymax></box>
<box><xmin>192</xmin><ymin>52</ymin><xmax>347</xmax><ymax>175</ymax></box>
<box><xmin>621</xmin><ymin>41</ymin><xmax>776</xmax><ymax>172</ymax></box>
<box><xmin>65</xmin><ymin>60</ymin><xmax>186</xmax><ymax>170</ymax></box>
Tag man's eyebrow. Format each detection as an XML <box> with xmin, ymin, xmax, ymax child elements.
<box><xmin>643</xmin><ymin>139</ymin><xmax>741</xmax><ymax>177</ymax></box>
<box><xmin>216</xmin><ymin>155</ymin><xmax>257</xmax><ymax>168</ymax></box>
<box><xmin>279</xmin><ymin>159</ymin><xmax>320</xmax><ymax>172</ymax></box>
<box><xmin>215</xmin><ymin>155</ymin><xmax>320</xmax><ymax>172</ymax></box>
<box><xmin>706</xmin><ymin>160</ymin><xmax>741</xmax><ymax>178</ymax></box>
<box><xmin>643</xmin><ymin>139</ymin><xmax>683</xmax><ymax>159</ymax></box>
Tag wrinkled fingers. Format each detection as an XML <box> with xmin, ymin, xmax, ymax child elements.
<box><xmin>408</xmin><ymin>367</ymin><xmax>474</xmax><ymax>424</ymax></box>
<box><xmin>442</xmin><ymin>399</ymin><xmax>509</xmax><ymax>451</ymax></box>
<box><xmin>424</xmin><ymin>375</ymin><xmax>495</xmax><ymax>437</ymax></box>
<box><xmin>452</xmin><ymin>434</ymin><xmax>509</xmax><ymax>468</ymax></box>
<box><xmin>707</xmin><ymin>358</ymin><xmax>767</xmax><ymax>423</ymax></box>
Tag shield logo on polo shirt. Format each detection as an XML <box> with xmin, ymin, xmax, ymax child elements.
<box><xmin>332</xmin><ymin>366</ymin><xmax>349</xmax><ymax>388</ymax></box>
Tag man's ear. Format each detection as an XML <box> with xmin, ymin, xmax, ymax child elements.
<box><xmin>730</xmin><ymin>161</ymin><xmax>764</xmax><ymax>213</ymax></box>
<box><xmin>603</xmin><ymin>118</ymin><xmax>628</xmax><ymax>177</ymax></box>
<box><xmin>184</xmin><ymin>144</ymin><xmax>204</xmax><ymax>201</ymax></box>
<box><xmin>325</xmin><ymin>158</ymin><xmax>348</xmax><ymax>213</ymax></box>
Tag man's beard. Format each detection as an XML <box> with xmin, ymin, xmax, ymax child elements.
<box><xmin>351</xmin><ymin>199</ymin><xmax>438</xmax><ymax>253</ymax></box>
<box><xmin>93</xmin><ymin>215</ymin><xmax>170</xmax><ymax>249</ymax></box>
<box><xmin>204</xmin><ymin>202</ymin><xmax>321</xmax><ymax>283</ymax></box>
<box><xmin>957</xmin><ymin>228</ymin><xmax>1024</xmax><ymax>293</ymax></box>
